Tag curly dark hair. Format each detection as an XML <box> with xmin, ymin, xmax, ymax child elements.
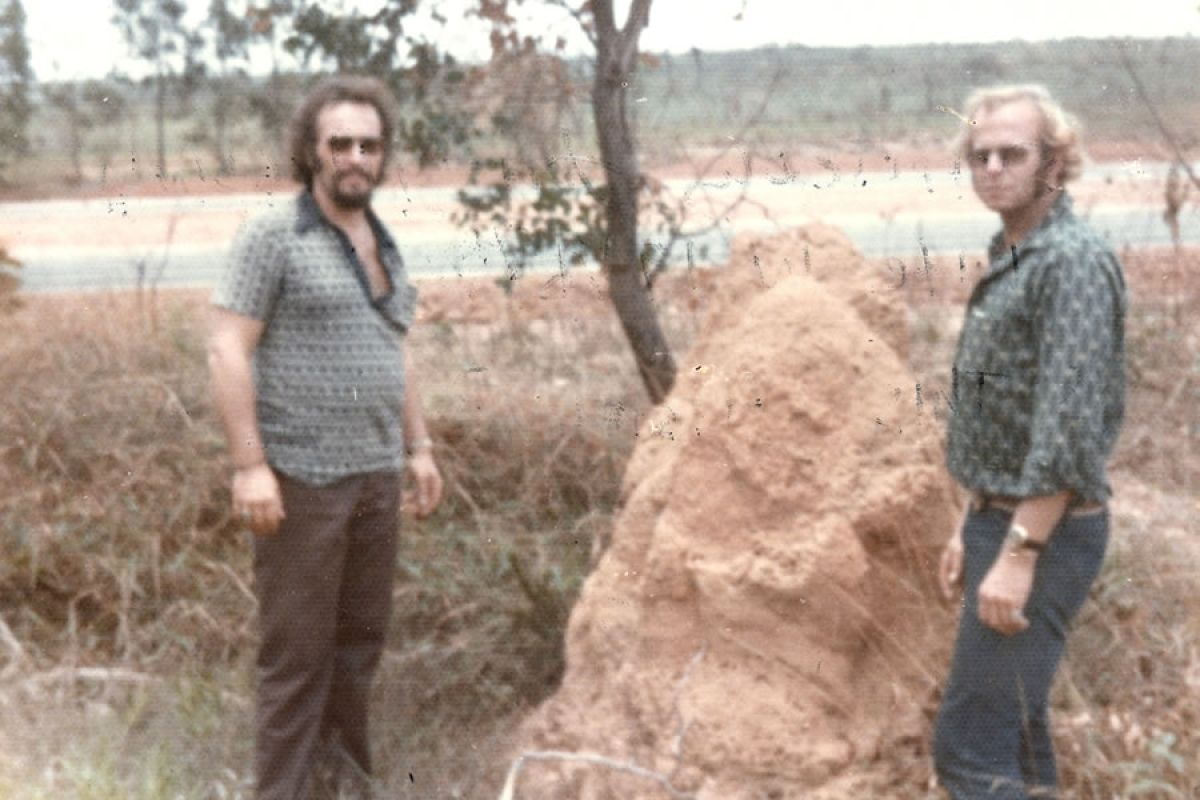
<box><xmin>288</xmin><ymin>75</ymin><xmax>398</xmax><ymax>187</ymax></box>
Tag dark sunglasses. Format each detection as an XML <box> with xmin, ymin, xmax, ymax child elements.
<box><xmin>966</xmin><ymin>145</ymin><xmax>1037</xmax><ymax>170</ymax></box>
<box><xmin>327</xmin><ymin>136</ymin><xmax>383</xmax><ymax>156</ymax></box>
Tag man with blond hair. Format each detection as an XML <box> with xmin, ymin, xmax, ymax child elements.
<box><xmin>934</xmin><ymin>85</ymin><xmax>1126</xmax><ymax>798</ymax></box>
<box><xmin>207</xmin><ymin>75</ymin><xmax>443</xmax><ymax>799</ymax></box>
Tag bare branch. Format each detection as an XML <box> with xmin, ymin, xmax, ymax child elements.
<box><xmin>669</xmin><ymin>645</ymin><xmax>706</xmax><ymax>764</ymax></box>
<box><xmin>196</xmin><ymin>558</ymin><xmax>257</xmax><ymax>608</ymax></box>
<box><xmin>16</xmin><ymin>666</ymin><xmax>158</xmax><ymax>688</ymax></box>
<box><xmin>497</xmin><ymin>749</ymin><xmax>696</xmax><ymax>800</ymax></box>
<box><xmin>0</xmin><ymin>612</ymin><xmax>27</xmax><ymax>665</ymax></box>
<box><xmin>1118</xmin><ymin>40</ymin><xmax>1200</xmax><ymax>193</ymax></box>
<box><xmin>646</xmin><ymin>65</ymin><xmax>787</xmax><ymax>284</ymax></box>
<box><xmin>684</xmin><ymin>64</ymin><xmax>785</xmax><ymax>189</ymax></box>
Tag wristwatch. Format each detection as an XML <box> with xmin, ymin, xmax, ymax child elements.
<box><xmin>1005</xmin><ymin>523</ymin><xmax>1044</xmax><ymax>553</ymax></box>
<box><xmin>406</xmin><ymin>437</ymin><xmax>434</xmax><ymax>455</ymax></box>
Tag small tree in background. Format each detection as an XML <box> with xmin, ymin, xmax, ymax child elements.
<box><xmin>242</xmin><ymin>1</ymin><xmax>297</xmax><ymax>165</ymax></box>
<box><xmin>0</xmin><ymin>0</ymin><xmax>33</xmax><ymax>181</ymax></box>
<box><xmin>564</xmin><ymin>0</ymin><xmax>678</xmax><ymax>401</ymax></box>
<box><xmin>43</xmin><ymin>82</ymin><xmax>88</xmax><ymax>184</ymax></box>
<box><xmin>0</xmin><ymin>242</ymin><xmax>20</xmax><ymax>311</ymax></box>
<box><xmin>112</xmin><ymin>0</ymin><xmax>203</xmax><ymax>178</ymax></box>
<box><xmin>459</xmin><ymin>0</ymin><xmax>685</xmax><ymax>403</ymax></box>
<box><xmin>205</xmin><ymin>0</ymin><xmax>252</xmax><ymax>175</ymax></box>
<box><xmin>43</xmin><ymin>78</ymin><xmax>129</xmax><ymax>184</ymax></box>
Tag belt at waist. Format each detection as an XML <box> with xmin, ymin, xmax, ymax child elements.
<box><xmin>971</xmin><ymin>492</ymin><xmax>1107</xmax><ymax>518</ymax></box>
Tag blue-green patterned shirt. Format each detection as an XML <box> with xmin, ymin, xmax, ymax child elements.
<box><xmin>946</xmin><ymin>192</ymin><xmax>1127</xmax><ymax>502</ymax></box>
<box><xmin>212</xmin><ymin>192</ymin><xmax>418</xmax><ymax>485</ymax></box>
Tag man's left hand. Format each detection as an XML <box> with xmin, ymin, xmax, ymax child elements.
<box><xmin>977</xmin><ymin>550</ymin><xmax>1036</xmax><ymax>636</ymax></box>
<box><xmin>405</xmin><ymin>450</ymin><xmax>443</xmax><ymax>519</ymax></box>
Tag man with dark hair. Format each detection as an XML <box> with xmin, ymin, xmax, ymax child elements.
<box><xmin>933</xmin><ymin>85</ymin><xmax>1126</xmax><ymax>799</ymax></box>
<box><xmin>207</xmin><ymin>75</ymin><xmax>443</xmax><ymax>799</ymax></box>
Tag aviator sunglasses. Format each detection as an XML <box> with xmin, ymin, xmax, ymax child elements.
<box><xmin>966</xmin><ymin>144</ymin><xmax>1043</xmax><ymax>170</ymax></box>
<box><xmin>326</xmin><ymin>136</ymin><xmax>384</xmax><ymax>156</ymax></box>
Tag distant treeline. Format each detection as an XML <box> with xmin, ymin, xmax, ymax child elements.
<box><xmin>24</xmin><ymin>36</ymin><xmax>1200</xmax><ymax>189</ymax></box>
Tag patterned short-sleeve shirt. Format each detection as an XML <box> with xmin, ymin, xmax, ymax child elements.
<box><xmin>211</xmin><ymin>192</ymin><xmax>419</xmax><ymax>485</ymax></box>
<box><xmin>946</xmin><ymin>192</ymin><xmax>1127</xmax><ymax>502</ymax></box>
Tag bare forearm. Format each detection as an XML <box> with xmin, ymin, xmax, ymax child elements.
<box><xmin>207</xmin><ymin>340</ymin><xmax>266</xmax><ymax>470</ymax></box>
<box><xmin>1011</xmin><ymin>491</ymin><xmax>1072</xmax><ymax>544</ymax></box>
<box><xmin>401</xmin><ymin>344</ymin><xmax>443</xmax><ymax>517</ymax></box>
<box><xmin>205</xmin><ymin>307</ymin><xmax>282</xmax><ymax>533</ymax></box>
<box><xmin>403</xmin><ymin>345</ymin><xmax>432</xmax><ymax>452</ymax></box>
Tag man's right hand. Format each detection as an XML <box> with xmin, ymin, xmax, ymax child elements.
<box><xmin>232</xmin><ymin>463</ymin><xmax>286</xmax><ymax>536</ymax></box>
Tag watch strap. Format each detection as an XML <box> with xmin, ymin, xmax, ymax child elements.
<box><xmin>1008</xmin><ymin>523</ymin><xmax>1045</xmax><ymax>552</ymax></box>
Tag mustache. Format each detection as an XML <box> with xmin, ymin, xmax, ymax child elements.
<box><xmin>335</xmin><ymin>166</ymin><xmax>375</xmax><ymax>181</ymax></box>
<box><xmin>314</xmin><ymin>157</ymin><xmax>377</xmax><ymax>182</ymax></box>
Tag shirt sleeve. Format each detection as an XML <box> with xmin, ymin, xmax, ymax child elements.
<box><xmin>210</xmin><ymin>218</ymin><xmax>285</xmax><ymax>321</ymax></box>
<box><xmin>1019</xmin><ymin>246</ymin><xmax>1122</xmax><ymax>499</ymax></box>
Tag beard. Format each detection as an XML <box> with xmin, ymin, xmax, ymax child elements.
<box><xmin>329</xmin><ymin>170</ymin><xmax>376</xmax><ymax>209</ymax></box>
<box><xmin>314</xmin><ymin>158</ymin><xmax>380</xmax><ymax>210</ymax></box>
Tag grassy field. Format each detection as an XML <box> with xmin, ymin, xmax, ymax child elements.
<box><xmin>0</xmin><ymin>241</ymin><xmax>1196</xmax><ymax>796</ymax></box>
<box><xmin>0</xmin><ymin>278</ymin><xmax>665</xmax><ymax>798</ymax></box>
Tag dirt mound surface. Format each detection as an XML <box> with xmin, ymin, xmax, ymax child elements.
<box><xmin>507</xmin><ymin>225</ymin><xmax>960</xmax><ymax>799</ymax></box>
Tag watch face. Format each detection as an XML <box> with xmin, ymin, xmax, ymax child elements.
<box><xmin>1005</xmin><ymin>524</ymin><xmax>1042</xmax><ymax>551</ymax></box>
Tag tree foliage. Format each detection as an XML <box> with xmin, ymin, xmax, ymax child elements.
<box><xmin>208</xmin><ymin>0</ymin><xmax>250</xmax><ymax>64</ymax></box>
<box><xmin>113</xmin><ymin>0</ymin><xmax>195</xmax><ymax>66</ymax></box>
<box><xmin>0</xmin><ymin>0</ymin><xmax>33</xmax><ymax>176</ymax></box>
<box><xmin>283</xmin><ymin>0</ymin><xmax>473</xmax><ymax>167</ymax></box>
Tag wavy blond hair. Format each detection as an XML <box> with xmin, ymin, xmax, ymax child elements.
<box><xmin>955</xmin><ymin>84</ymin><xmax>1085</xmax><ymax>184</ymax></box>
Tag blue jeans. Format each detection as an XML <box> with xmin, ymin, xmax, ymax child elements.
<box><xmin>933</xmin><ymin>507</ymin><xmax>1108</xmax><ymax>799</ymax></box>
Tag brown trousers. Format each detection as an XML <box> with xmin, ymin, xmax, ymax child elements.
<box><xmin>253</xmin><ymin>469</ymin><xmax>400</xmax><ymax>800</ymax></box>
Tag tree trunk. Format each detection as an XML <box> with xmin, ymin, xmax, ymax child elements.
<box><xmin>155</xmin><ymin>65</ymin><xmax>167</xmax><ymax>178</ymax></box>
<box><xmin>214</xmin><ymin>75</ymin><xmax>231</xmax><ymax>176</ymax></box>
<box><xmin>592</xmin><ymin>0</ymin><xmax>676</xmax><ymax>404</ymax></box>
<box><xmin>68</xmin><ymin>107</ymin><xmax>83</xmax><ymax>183</ymax></box>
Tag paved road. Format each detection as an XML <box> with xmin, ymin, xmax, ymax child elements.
<box><xmin>4</xmin><ymin>162</ymin><xmax>1196</xmax><ymax>293</ymax></box>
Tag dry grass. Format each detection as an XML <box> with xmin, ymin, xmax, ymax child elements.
<box><xmin>1052</xmin><ymin>247</ymin><xmax>1199</xmax><ymax>798</ymax></box>
<box><xmin>0</xmin><ymin>292</ymin><xmax>245</xmax><ymax>668</ymax></box>
<box><xmin>0</xmin><ymin>278</ymin><xmax>675</xmax><ymax>797</ymax></box>
<box><xmin>0</xmin><ymin>246</ymin><xmax>1195</xmax><ymax>798</ymax></box>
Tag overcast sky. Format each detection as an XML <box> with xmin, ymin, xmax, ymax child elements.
<box><xmin>26</xmin><ymin>0</ymin><xmax>1200</xmax><ymax>81</ymax></box>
